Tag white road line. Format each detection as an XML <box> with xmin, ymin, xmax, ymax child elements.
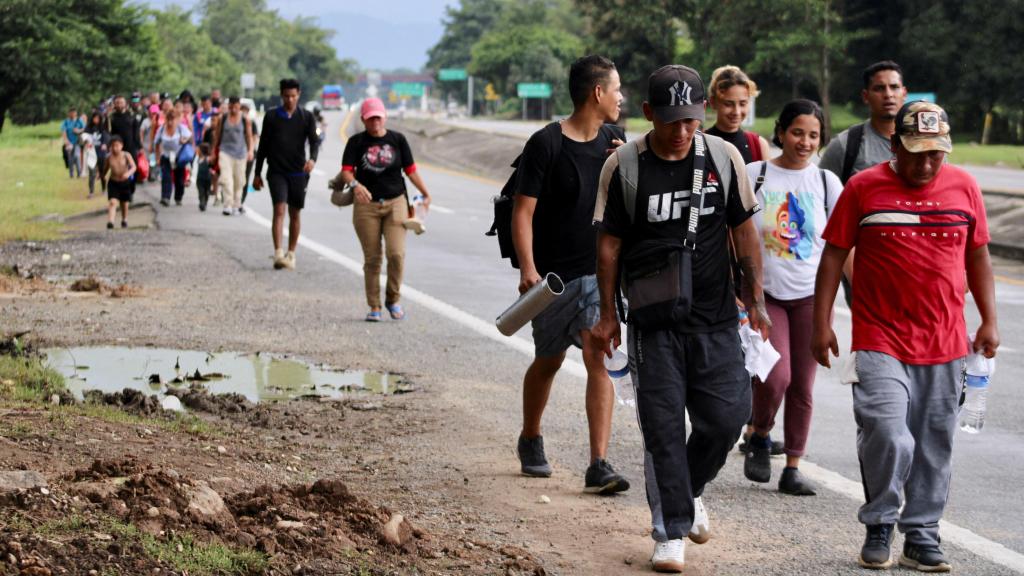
<box><xmin>243</xmin><ymin>208</ymin><xmax>1024</xmax><ymax>574</ymax></box>
<box><xmin>430</xmin><ymin>205</ymin><xmax>455</xmax><ymax>215</ymax></box>
<box><xmin>312</xmin><ymin>168</ymin><xmax>326</xmax><ymax>176</ymax></box>
<box><xmin>243</xmin><ymin>209</ymin><xmax>586</xmax><ymax>379</ymax></box>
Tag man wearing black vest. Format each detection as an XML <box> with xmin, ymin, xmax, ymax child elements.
<box><xmin>592</xmin><ymin>65</ymin><xmax>768</xmax><ymax>573</ymax></box>
<box><xmin>510</xmin><ymin>54</ymin><xmax>629</xmax><ymax>494</ymax></box>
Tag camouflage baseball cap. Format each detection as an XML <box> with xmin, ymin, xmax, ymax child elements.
<box><xmin>895</xmin><ymin>100</ymin><xmax>952</xmax><ymax>154</ymax></box>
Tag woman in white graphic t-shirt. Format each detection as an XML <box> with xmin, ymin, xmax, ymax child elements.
<box><xmin>743</xmin><ymin>99</ymin><xmax>845</xmax><ymax>496</ymax></box>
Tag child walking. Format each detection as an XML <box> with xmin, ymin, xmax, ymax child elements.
<box><xmin>104</xmin><ymin>136</ymin><xmax>137</xmax><ymax>229</ymax></box>
<box><xmin>196</xmin><ymin>143</ymin><xmax>213</xmax><ymax>212</ymax></box>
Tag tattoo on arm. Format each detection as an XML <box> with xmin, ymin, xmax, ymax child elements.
<box><xmin>738</xmin><ymin>255</ymin><xmax>769</xmax><ymax>319</ymax></box>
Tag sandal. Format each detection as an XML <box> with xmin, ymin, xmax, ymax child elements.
<box><xmin>365</xmin><ymin>310</ymin><xmax>382</xmax><ymax>322</ymax></box>
<box><xmin>386</xmin><ymin>304</ymin><xmax>405</xmax><ymax>320</ymax></box>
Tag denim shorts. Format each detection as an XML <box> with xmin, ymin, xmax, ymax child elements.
<box><xmin>530</xmin><ymin>274</ymin><xmax>601</xmax><ymax>357</ymax></box>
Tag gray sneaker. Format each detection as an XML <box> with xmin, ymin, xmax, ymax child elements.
<box><xmin>859</xmin><ymin>523</ymin><xmax>895</xmax><ymax>569</ymax></box>
<box><xmin>517</xmin><ymin>435</ymin><xmax>552</xmax><ymax>477</ymax></box>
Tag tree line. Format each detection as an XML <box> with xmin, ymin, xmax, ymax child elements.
<box><xmin>0</xmin><ymin>0</ymin><xmax>356</xmax><ymax>132</ymax></box>
<box><xmin>428</xmin><ymin>0</ymin><xmax>1024</xmax><ymax>144</ymax></box>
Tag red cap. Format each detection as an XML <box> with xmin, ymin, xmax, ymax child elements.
<box><xmin>360</xmin><ymin>97</ymin><xmax>386</xmax><ymax>120</ymax></box>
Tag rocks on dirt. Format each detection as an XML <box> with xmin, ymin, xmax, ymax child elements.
<box><xmin>0</xmin><ymin>471</ymin><xmax>47</xmax><ymax>493</ymax></box>
<box><xmin>381</xmin><ymin>513</ymin><xmax>414</xmax><ymax>551</ymax></box>
<box><xmin>83</xmin><ymin>388</ymin><xmax>162</xmax><ymax>416</ymax></box>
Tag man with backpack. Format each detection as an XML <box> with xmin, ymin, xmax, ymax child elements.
<box><xmin>819</xmin><ymin>61</ymin><xmax>907</xmax><ymax>304</ymax></box>
<box><xmin>212</xmin><ymin>96</ymin><xmax>254</xmax><ymax>216</ymax></box>
<box><xmin>509</xmin><ymin>54</ymin><xmax>629</xmax><ymax>494</ymax></box>
<box><xmin>820</xmin><ymin>61</ymin><xmax>908</xmax><ymax>183</ymax></box>
<box><xmin>592</xmin><ymin>65</ymin><xmax>768</xmax><ymax>573</ymax></box>
<box><xmin>253</xmin><ymin>78</ymin><xmax>319</xmax><ymax>270</ymax></box>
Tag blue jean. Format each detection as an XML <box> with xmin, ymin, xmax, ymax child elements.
<box><xmin>161</xmin><ymin>156</ymin><xmax>186</xmax><ymax>202</ymax></box>
<box><xmin>67</xmin><ymin>144</ymin><xmax>81</xmax><ymax>178</ymax></box>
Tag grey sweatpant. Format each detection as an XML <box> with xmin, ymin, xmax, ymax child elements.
<box><xmin>853</xmin><ymin>350</ymin><xmax>965</xmax><ymax>547</ymax></box>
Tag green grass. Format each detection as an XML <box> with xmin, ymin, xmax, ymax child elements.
<box><xmin>20</xmin><ymin>512</ymin><xmax>268</xmax><ymax>575</ymax></box>
<box><xmin>0</xmin><ymin>121</ymin><xmax>106</xmax><ymax>243</ymax></box>
<box><xmin>66</xmin><ymin>403</ymin><xmax>221</xmax><ymax>437</ymax></box>
<box><xmin>625</xmin><ymin>104</ymin><xmax>862</xmax><ymax>138</ymax></box>
<box><xmin>949</xmin><ymin>144</ymin><xmax>1024</xmax><ymax>169</ymax></box>
<box><xmin>0</xmin><ymin>354</ymin><xmax>66</xmax><ymax>402</ymax></box>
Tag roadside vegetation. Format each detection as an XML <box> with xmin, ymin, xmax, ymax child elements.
<box><xmin>0</xmin><ymin>122</ymin><xmax>105</xmax><ymax>243</ymax></box>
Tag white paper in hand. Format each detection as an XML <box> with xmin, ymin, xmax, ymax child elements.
<box><xmin>739</xmin><ymin>324</ymin><xmax>781</xmax><ymax>381</ymax></box>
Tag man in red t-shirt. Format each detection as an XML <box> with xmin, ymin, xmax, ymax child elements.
<box><xmin>812</xmin><ymin>101</ymin><xmax>999</xmax><ymax>573</ymax></box>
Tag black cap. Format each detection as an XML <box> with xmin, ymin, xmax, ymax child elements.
<box><xmin>648</xmin><ymin>65</ymin><xmax>706</xmax><ymax>123</ymax></box>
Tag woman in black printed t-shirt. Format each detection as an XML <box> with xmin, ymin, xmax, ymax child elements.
<box><xmin>340</xmin><ymin>97</ymin><xmax>432</xmax><ymax>322</ymax></box>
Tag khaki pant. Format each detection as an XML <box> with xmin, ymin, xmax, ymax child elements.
<box><xmin>353</xmin><ymin>197</ymin><xmax>408</xmax><ymax>308</ymax></box>
<box><xmin>219</xmin><ymin>153</ymin><xmax>246</xmax><ymax>210</ymax></box>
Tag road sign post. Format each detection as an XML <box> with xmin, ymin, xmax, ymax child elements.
<box><xmin>517</xmin><ymin>83</ymin><xmax>552</xmax><ymax>120</ymax></box>
<box><xmin>439</xmin><ymin>68</ymin><xmax>467</xmax><ymax>81</ymax></box>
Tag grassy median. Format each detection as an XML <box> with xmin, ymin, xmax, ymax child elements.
<box><xmin>0</xmin><ymin>122</ymin><xmax>107</xmax><ymax>244</ymax></box>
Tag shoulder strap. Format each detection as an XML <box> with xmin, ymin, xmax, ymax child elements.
<box><xmin>820</xmin><ymin>168</ymin><xmax>829</xmax><ymax>217</ymax></box>
<box><xmin>754</xmin><ymin>162</ymin><xmax>768</xmax><ymax>194</ymax></box>
<box><xmin>744</xmin><ymin>131</ymin><xmax>762</xmax><ymax>162</ymax></box>
<box><xmin>841</xmin><ymin>123</ymin><xmax>864</xmax><ymax>184</ymax></box>
<box><xmin>704</xmin><ymin>134</ymin><xmax>733</xmax><ymax>206</ymax></box>
<box><xmin>684</xmin><ymin>134</ymin><xmax>708</xmax><ymax>250</ymax></box>
<box><xmin>618</xmin><ymin>140</ymin><xmax>642</xmax><ymax>225</ymax></box>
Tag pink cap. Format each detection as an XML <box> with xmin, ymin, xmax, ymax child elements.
<box><xmin>148</xmin><ymin>104</ymin><xmax>160</xmax><ymax>114</ymax></box>
<box><xmin>360</xmin><ymin>98</ymin><xmax>386</xmax><ymax>120</ymax></box>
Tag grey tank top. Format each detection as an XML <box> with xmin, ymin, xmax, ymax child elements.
<box><xmin>220</xmin><ymin>117</ymin><xmax>246</xmax><ymax>159</ymax></box>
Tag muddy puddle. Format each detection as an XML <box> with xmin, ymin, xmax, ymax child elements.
<box><xmin>45</xmin><ymin>347</ymin><xmax>411</xmax><ymax>403</ymax></box>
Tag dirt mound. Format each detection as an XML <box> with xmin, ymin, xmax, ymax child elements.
<box><xmin>165</xmin><ymin>384</ymin><xmax>254</xmax><ymax>415</ymax></box>
<box><xmin>227</xmin><ymin>478</ymin><xmax>415</xmax><ymax>557</ymax></box>
<box><xmin>70</xmin><ymin>457</ymin><xmax>147</xmax><ymax>481</ymax></box>
<box><xmin>82</xmin><ymin>388</ymin><xmax>163</xmax><ymax>415</ymax></box>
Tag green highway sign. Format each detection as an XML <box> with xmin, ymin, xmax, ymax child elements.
<box><xmin>517</xmin><ymin>82</ymin><xmax>552</xmax><ymax>98</ymax></box>
<box><xmin>439</xmin><ymin>68</ymin><xmax>467</xmax><ymax>81</ymax></box>
<box><xmin>391</xmin><ymin>82</ymin><xmax>426</xmax><ymax>97</ymax></box>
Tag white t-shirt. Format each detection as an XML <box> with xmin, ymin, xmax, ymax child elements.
<box><xmin>747</xmin><ymin>160</ymin><xmax>843</xmax><ymax>300</ymax></box>
<box><xmin>157</xmin><ymin>124</ymin><xmax>192</xmax><ymax>158</ymax></box>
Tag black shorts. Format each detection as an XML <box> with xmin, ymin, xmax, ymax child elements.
<box><xmin>268</xmin><ymin>173</ymin><xmax>309</xmax><ymax>209</ymax></box>
<box><xmin>108</xmin><ymin>179</ymin><xmax>133</xmax><ymax>203</ymax></box>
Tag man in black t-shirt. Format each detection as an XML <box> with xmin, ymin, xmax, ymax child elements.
<box><xmin>253</xmin><ymin>78</ymin><xmax>320</xmax><ymax>270</ymax></box>
<box><xmin>510</xmin><ymin>55</ymin><xmax>630</xmax><ymax>495</ymax></box>
<box><xmin>592</xmin><ymin>66</ymin><xmax>769</xmax><ymax>573</ymax></box>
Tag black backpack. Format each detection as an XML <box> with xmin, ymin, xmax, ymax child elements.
<box><xmin>485</xmin><ymin>121</ymin><xmax>625</xmax><ymax>269</ymax></box>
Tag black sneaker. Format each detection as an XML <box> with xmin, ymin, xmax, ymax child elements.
<box><xmin>858</xmin><ymin>524</ymin><xmax>895</xmax><ymax>569</ymax></box>
<box><xmin>777</xmin><ymin>467</ymin><xmax>816</xmax><ymax>496</ymax></box>
<box><xmin>743</xmin><ymin>436</ymin><xmax>772</xmax><ymax>483</ymax></box>
<box><xmin>738</xmin><ymin>431</ymin><xmax>785</xmax><ymax>455</ymax></box>
<box><xmin>584</xmin><ymin>459</ymin><xmax>629</xmax><ymax>495</ymax></box>
<box><xmin>159</xmin><ymin>199</ymin><xmax>169</xmax><ymax>207</ymax></box>
<box><xmin>517</xmin><ymin>435</ymin><xmax>552</xmax><ymax>478</ymax></box>
<box><xmin>899</xmin><ymin>542</ymin><xmax>951</xmax><ymax>573</ymax></box>
<box><xmin>121</xmin><ymin>220</ymin><xmax>127</xmax><ymax>229</ymax></box>
<box><xmin>106</xmin><ymin>222</ymin><xmax>114</xmax><ymax>230</ymax></box>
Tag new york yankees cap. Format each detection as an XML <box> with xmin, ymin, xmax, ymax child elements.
<box><xmin>895</xmin><ymin>100</ymin><xmax>952</xmax><ymax>154</ymax></box>
<box><xmin>648</xmin><ymin>65</ymin><xmax>706</xmax><ymax>123</ymax></box>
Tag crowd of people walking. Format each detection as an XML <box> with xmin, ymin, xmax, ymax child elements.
<box><xmin>58</xmin><ymin>56</ymin><xmax>1000</xmax><ymax>575</ymax></box>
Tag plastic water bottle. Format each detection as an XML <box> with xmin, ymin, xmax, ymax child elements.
<box><xmin>960</xmin><ymin>352</ymin><xmax>995</xmax><ymax>434</ymax></box>
<box><xmin>605</xmin><ymin>349</ymin><xmax>635</xmax><ymax>408</ymax></box>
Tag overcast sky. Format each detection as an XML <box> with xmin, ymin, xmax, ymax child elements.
<box><xmin>144</xmin><ymin>0</ymin><xmax>454</xmax><ymax>70</ymax></box>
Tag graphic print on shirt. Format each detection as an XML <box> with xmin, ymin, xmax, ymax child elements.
<box><xmin>361</xmin><ymin>144</ymin><xmax>395</xmax><ymax>174</ymax></box>
<box><xmin>762</xmin><ymin>189</ymin><xmax>814</xmax><ymax>260</ymax></box>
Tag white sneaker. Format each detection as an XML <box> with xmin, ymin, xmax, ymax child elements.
<box><xmin>282</xmin><ymin>251</ymin><xmax>296</xmax><ymax>270</ymax></box>
<box><xmin>272</xmin><ymin>249</ymin><xmax>286</xmax><ymax>270</ymax></box>
<box><xmin>689</xmin><ymin>496</ymin><xmax>710</xmax><ymax>544</ymax></box>
<box><xmin>651</xmin><ymin>539</ymin><xmax>685</xmax><ymax>573</ymax></box>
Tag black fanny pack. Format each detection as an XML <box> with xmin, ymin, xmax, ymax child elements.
<box><xmin>621</xmin><ymin>134</ymin><xmax>708</xmax><ymax>330</ymax></box>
